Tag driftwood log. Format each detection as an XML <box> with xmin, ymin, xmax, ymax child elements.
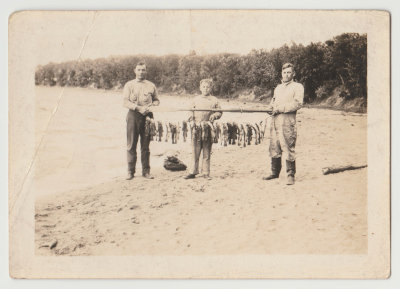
<box><xmin>322</xmin><ymin>165</ymin><xmax>367</xmax><ymax>175</ymax></box>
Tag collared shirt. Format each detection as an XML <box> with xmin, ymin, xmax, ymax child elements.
<box><xmin>270</xmin><ymin>80</ymin><xmax>304</xmax><ymax>113</ymax></box>
<box><xmin>123</xmin><ymin>79</ymin><xmax>159</xmax><ymax>109</ymax></box>
<box><xmin>190</xmin><ymin>94</ymin><xmax>222</xmax><ymax>124</ymax></box>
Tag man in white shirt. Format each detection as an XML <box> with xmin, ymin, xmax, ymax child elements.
<box><xmin>123</xmin><ymin>61</ymin><xmax>160</xmax><ymax>180</ymax></box>
<box><xmin>263</xmin><ymin>63</ymin><xmax>304</xmax><ymax>185</ymax></box>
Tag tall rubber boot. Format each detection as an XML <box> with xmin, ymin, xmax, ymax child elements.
<box><xmin>286</xmin><ymin>160</ymin><xmax>296</xmax><ymax>185</ymax></box>
<box><xmin>262</xmin><ymin>157</ymin><xmax>282</xmax><ymax>180</ymax></box>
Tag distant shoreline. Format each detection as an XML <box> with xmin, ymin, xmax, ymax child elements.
<box><xmin>35</xmin><ymin>85</ymin><xmax>367</xmax><ymax>114</ymax></box>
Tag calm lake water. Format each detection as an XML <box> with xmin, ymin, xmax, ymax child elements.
<box><xmin>34</xmin><ymin>86</ymin><xmax>270</xmax><ymax>196</ymax></box>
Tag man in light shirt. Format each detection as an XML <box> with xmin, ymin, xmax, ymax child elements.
<box><xmin>123</xmin><ymin>61</ymin><xmax>160</xmax><ymax>180</ymax></box>
<box><xmin>263</xmin><ymin>63</ymin><xmax>304</xmax><ymax>185</ymax></box>
<box><xmin>184</xmin><ymin>79</ymin><xmax>222</xmax><ymax>180</ymax></box>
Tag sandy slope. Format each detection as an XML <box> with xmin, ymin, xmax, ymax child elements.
<box><xmin>34</xmin><ymin>86</ymin><xmax>367</xmax><ymax>255</ymax></box>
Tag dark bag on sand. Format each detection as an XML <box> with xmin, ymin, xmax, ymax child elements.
<box><xmin>164</xmin><ymin>156</ymin><xmax>187</xmax><ymax>171</ymax></box>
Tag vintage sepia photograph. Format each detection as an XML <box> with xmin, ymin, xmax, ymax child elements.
<box><xmin>8</xmin><ymin>10</ymin><xmax>390</xmax><ymax>278</ymax></box>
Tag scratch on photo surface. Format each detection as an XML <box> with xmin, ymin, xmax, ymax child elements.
<box><xmin>10</xmin><ymin>11</ymin><xmax>100</xmax><ymax>222</ymax></box>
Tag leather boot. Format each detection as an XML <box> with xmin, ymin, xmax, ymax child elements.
<box><xmin>143</xmin><ymin>173</ymin><xmax>154</xmax><ymax>179</ymax></box>
<box><xmin>126</xmin><ymin>171</ymin><xmax>134</xmax><ymax>180</ymax></box>
<box><xmin>286</xmin><ymin>160</ymin><xmax>296</xmax><ymax>185</ymax></box>
<box><xmin>184</xmin><ymin>173</ymin><xmax>196</xmax><ymax>179</ymax></box>
<box><xmin>263</xmin><ymin>157</ymin><xmax>282</xmax><ymax>180</ymax></box>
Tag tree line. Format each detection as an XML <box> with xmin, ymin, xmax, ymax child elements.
<box><xmin>35</xmin><ymin>33</ymin><xmax>367</xmax><ymax>103</ymax></box>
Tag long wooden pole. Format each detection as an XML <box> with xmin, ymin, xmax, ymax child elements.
<box><xmin>151</xmin><ymin>107</ymin><xmax>272</xmax><ymax>113</ymax></box>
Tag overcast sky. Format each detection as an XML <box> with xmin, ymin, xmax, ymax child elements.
<box><xmin>25</xmin><ymin>10</ymin><xmax>369</xmax><ymax>65</ymax></box>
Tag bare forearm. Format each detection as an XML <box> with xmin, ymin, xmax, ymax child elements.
<box><xmin>283</xmin><ymin>101</ymin><xmax>302</xmax><ymax>113</ymax></box>
<box><xmin>211</xmin><ymin>101</ymin><xmax>222</xmax><ymax>120</ymax></box>
<box><xmin>210</xmin><ymin>111</ymin><xmax>222</xmax><ymax>121</ymax></box>
<box><xmin>123</xmin><ymin>98</ymin><xmax>137</xmax><ymax>110</ymax></box>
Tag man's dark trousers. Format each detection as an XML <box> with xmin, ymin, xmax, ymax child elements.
<box><xmin>126</xmin><ymin>110</ymin><xmax>153</xmax><ymax>175</ymax></box>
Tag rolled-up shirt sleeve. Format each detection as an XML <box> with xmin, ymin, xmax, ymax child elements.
<box><xmin>123</xmin><ymin>82</ymin><xmax>137</xmax><ymax>110</ymax></box>
<box><xmin>210</xmin><ymin>99</ymin><xmax>222</xmax><ymax>120</ymax></box>
<box><xmin>283</xmin><ymin>83</ymin><xmax>304</xmax><ymax>113</ymax></box>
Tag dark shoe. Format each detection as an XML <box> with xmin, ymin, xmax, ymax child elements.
<box><xmin>184</xmin><ymin>174</ymin><xmax>196</xmax><ymax>179</ymax></box>
<box><xmin>201</xmin><ymin>174</ymin><xmax>212</xmax><ymax>180</ymax></box>
<box><xmin>262</xmin><ymin>174</ymin><xmax>279</xmax><ymax>180</ymax></box>
<box><xmin>143</xmin><ymin>173</ymin><xmax>154</xmax><ymax>179</ymax></box>
<box><xmin>263</xmin><ymin>157</ymin><xmax>281</xmax><ymax>180</ymax></box>
<box><xmin>126</xmin><ymin>172</ymin><xmax>134</xmax><ymax>180</ymax></box>
<box><xmin>287</xmin><ymin>175</ymin><xmax>295</xmax><ymax>185</ymax></box>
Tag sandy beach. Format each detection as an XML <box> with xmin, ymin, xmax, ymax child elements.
<box><xmin>34</xmin><ymin>86</ymin><xmax>367</xmax><ymax>256</ymax></box>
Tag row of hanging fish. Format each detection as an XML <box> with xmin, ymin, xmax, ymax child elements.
<box><xmin>145</xmin><ymin>117</ymin><xmax>268</xmax><ymax>147</ymax></box>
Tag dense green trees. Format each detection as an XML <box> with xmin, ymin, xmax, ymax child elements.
<box><xmin>35</xmin><ymin>33</ymin><xmax>367</xmax><ymax>103</ymax></box>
